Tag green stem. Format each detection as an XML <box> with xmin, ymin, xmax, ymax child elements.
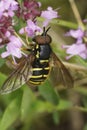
<box><xmin>69</xmin><ymin>0</ymin><xmax>85</xmax><ymax>30</ymax></box>
<box><xmin>14</xmin><ymin>31</ymin><xmax>28</xmax><ymax>48</ymax></box>
<box><xmin>50</xmin><ymin>19</ymin><xmax>78</xmax><ymax>29</ymax></box>
<box><xmin>71</xmin><ymin>106</ymin><xmax>87</xmax><ymax>112</ymax></box>
<box><xmin>37</xmin><ymin>17</ymin><xmax>78</xmax><ymax>29</ymax></box>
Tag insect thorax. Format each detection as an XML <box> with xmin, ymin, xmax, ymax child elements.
<box><xmin>34</xmin><ymin>43</ymin><xmax>52</xmax><ymax>60</ymax></box>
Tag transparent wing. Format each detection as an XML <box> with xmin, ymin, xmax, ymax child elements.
<box><xmin>50</xmin><ymin>53</ymin><xmax>74</xmax><ymax>88</ymax></box>
<box><xmin>0</xmin><ymin>54</ymin><xmax>35</xmax><ymax>94</ymax></box>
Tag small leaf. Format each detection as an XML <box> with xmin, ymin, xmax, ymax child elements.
<box><xmin>32</xmin><ymin>100</ymin><xmax>55</xmax><ymax>113</ymax></box>
<box><xmin>84</xmin><ymin>123</ymin><xmax>87</xmax><ymax>130</ymax></box>
<box><xmin>0</xmin><ymin>59</ymin><xmax>5</xmax><ymax>68</ymax></box>
<box><xmin>52</xmin><ymin>111</ymin><xmax>60</xmax><ymax>124</ymax></box>
<box><xmin>38</xmin><ymin>80</ymin><xmax>60</xmax><ymax>105</ymax></box>
<box><xmin>21</xmin><ymin>87</ymin><xmax>36</xmax><ymax>120</ymax></box>
<box><xmin>0</xmin><ymin>96</ymin><xmax>22</xmax><ymax>130</ymax></box>
<box><xmin>57</xmin><ymin>99</ymin><xmax>72</xmax><ymax>110</ymax></box>
<box><xmin>75</xmin><ymin>56</ymin><xmax>87</xmax><ymax>67</ymax></box>
<box><xmin>0</xmin><ymin>46</ymin><xmax>6</xmax><ymax>54</ymax></box>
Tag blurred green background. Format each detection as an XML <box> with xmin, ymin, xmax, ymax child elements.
<box><xmin>1</xmin><ymin>0</ymin><xmax>87</xmax><ymax>130</ymax></box>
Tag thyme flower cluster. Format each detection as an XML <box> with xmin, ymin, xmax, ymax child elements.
<box><xmin>0</xmin><ymin>0</ymin><xmax>58</xmax><ymax>63</ymax></box>
<box><xmin>62</xmin><ymin>28</ymin><xmax>87</xmax><ymax>59</ymax></box>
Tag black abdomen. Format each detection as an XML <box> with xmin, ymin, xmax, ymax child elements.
<box><xmin>29</xmin><ymin>60</ymin><xmax>50</xmax><ymax>85</ymax></box>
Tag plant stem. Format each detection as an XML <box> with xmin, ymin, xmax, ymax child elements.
<box><xmin>69</xmin><ymin>0</ymin><xmax>85</xmax><ymax>30</ymax></box>
<box><xmin>37</xmin><ymin>17</ymin><xmax>78</xmax><ymax>29</ymax></box>
<box><xmin>14</xmin><ymin>31</ymin><xmax>28</xmax><ymax>48</ymax></box>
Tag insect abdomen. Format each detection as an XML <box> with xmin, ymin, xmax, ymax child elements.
<box><xmin>29</xmin><ymin>60</ymin><xmax>50</xmax><ymax>85</ymax></box>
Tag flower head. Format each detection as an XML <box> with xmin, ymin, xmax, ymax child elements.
<box><xmin>0</xmin><ymin>0</ymin><xmax>18</xmax><ymax>17</ymax></box>
<box><xmin>41</xmin><ymin>7</ymin><xmax>58</xmax><ymax>26</ymax></box>
<box><xmin>62</xmin><ymin>43</ymin><xmax>87</xmax><ymax>59</ymax></box>
<box><xmin>19</xmin><ymin>19</ymin><xmax>42</xmax><ymax>37</ymax></box>
<box><xmin>0</xmin><ymin>0</ymin><xmax>60</xmax><ymax>64</ymax></box>
<box><xmin>0</xmin><ymin>0</ymin><xmax>19</xmax><ymax>46</ymax></box>
<box><xmin>65</xmin><ymin>28</ymin><xmax>84</xmax><ymax>39</ymax></box>
<box><xmin>17</xmin><ymin>0</ymin><xmax>41</xmax><ymax>20</ymax></box>
<box><xmin>0</xmin><ymin>16</ymin><xmax>13</xmax><ymax>45</ymax></box>
<box><xmin>63</xmin><ymin>28</ymin><xmax>87</xmax><ymax>59</ymax></box>
<box><xmin>1</xmin><ymin>36</ymin><xmax>23</xmax><ymax>63</ymax></box>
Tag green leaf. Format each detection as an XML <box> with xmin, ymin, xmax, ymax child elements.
<box><xmin>57</xmin><ymin>99</ymin><xmax>72</xmax><ymax>110</ymax></box>
<box><xmin>31</xmin><ymin>100</ymin><xmax>55</xmax><ymax>113</ymax></box>
<box><xmin>0</xmin><ymin>47</ymin><xmax>6</xmax><ymax>67</ymax></box>
<box><xmin>84</xmin><ymin>123</ymin><xmax>87</xmax><ymax>130</ymax></box>
<box><xmin>38</xmin><ymin>80</ymin><xmax>60</xmax><ymax>105</ymax></box>
<box><xmin>21</xmin><ymin>87</ymin><xmax>36</xmax><ymax>120</ymax></box>
<box><xmin>0</xmin><ymin>46</ymin><xmax>6</xmax><ymax>54</ymax></box>
<box><xmin>74</xmin><ymin>56</ymin><xmax>87</xmax><ymax>67</ymax></box>
<box><xmin>0</xmin><ymin>96</ymin><xmax>22</xmax><ymax>130</ymax></box>
<box><xmin>0</xmin><ymin>59</ymin><xmax>5</xmax><ymax>68</ymax></box>
<box><xmin>52</xmin><ymin>111</ymin><xmax>60</xmax><ymax>124</ymax></box>
<box><xmin>17</xmin><ymin>0</ymin><xmax>23</xmax><ymax>5</ymax></box>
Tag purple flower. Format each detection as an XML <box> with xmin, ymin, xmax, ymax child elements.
<box><xmin>0</xmin><ymin>0</ymin><xmax>18</xmax><ymax>17</ymax></box>
<box><xmin>0</xmin><ymin>16</ymin><xmax>13</xmax><ymax>45</ymax></box>
<box><xmin>19</xmin><ymin>20</ymin><xmax>42</xmax><ymax>37</ymax></box>
<box><xmin>0</xmin><ymin>1</ymin><xmax>5</xmax><ymax>17</ymax></box>
<box><xmin>0</xmin><ymin>0</ymin><xmax>18</xmax><ymax>46</ymax></box>
<box><xmin>41</xmin><ymin>7</ymin><xmax>58</xmax><ymax>26</ymax></box>
<box><xmin>17</xmin><ymin>0</ymin><xmax>41</xmax><ymax>20</ymax></box>
<box><xmin>65</xmin><ymin>28</ymin><xmax>84</xmax><ymax>39</ymax></box>
<box><xmin>1</xmin><ymin>36</ymin><xmax>23</xmax><ymax>63</ymax></box>
<box><xmin>2</xmin><ymin>0</ymin><xmax>18</xmax><ymax>10</ymax></box>
<box><xmin>63</xmin><ymin>28</ymin><xmax>87</xmax><ymax>59</ymax></box>
<box><xmin>62</xmin><ymin>43</ymin><xmax>87</xmax><ymax>59</ymax></box>
<box><xmin>83</xmin><ymin>19</ymin><xmax>87</xmax><ymax>23</ymax></box>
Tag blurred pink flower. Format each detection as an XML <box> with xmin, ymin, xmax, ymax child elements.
<box><xmin>1</xmin><ymin>36</ymin><xmax>23</xmax><ymax>62</ymax></box>
<box><xmin>63</xmin><ymin>28</ymin><xmax>87</xmax><ymax>59</ymax></box>
<box><xmin>0</xmin><ymin>1</ymin><xmax>5</xmax><ymax>17</ymax></box>
<box><xmin>0</xmin><ymin>16</ymin><xmax>13</xmax><ymax>45</ymax></box>
<box><xmin>19</xmin><ymin>19</ymin><xmax>42</xmax><ymax>37</ymax></box>
<box><xmin>65</xmin><ymin>28</ymin><xmax>84</xmax><ymax>39</ymax></box>
<box><xmin>41</xmin><ymin>7</ymin><xmax>58</xmax><ymax>26</ymax></box>
<box><xmin>0</xmin><ymin>0</ymin><xmax>18</xmax><ymax>17</ymax></box>
<box><xmin>62</xmin><ymin>43</ymin><xmax>87</xmax><ymax>59</ymax></box>
<box><xmin>83</xmin><ymin>19</ymin><xmax>87</xmax><ymax>23</ymax></box>
<box><xmin>17</xmin><ymin>0</ymin><xmax>41</xmax><ymax>20</ymax></box>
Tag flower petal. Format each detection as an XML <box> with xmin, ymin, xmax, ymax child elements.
<box><xmin>19</xmin><ymin>20</ymin><xmax>42</xmax><ymax>37</ymax></box>
<box><xmin>41</xmin><ymin>7</ymin><xmax>58</xmax><ymax>26</ymax></box>
<box><xmin>63</xmin><ymin>43</ymin><xmax>87</xmax><ymax>59</ymax></box>
<box><xmin>41</xmin><ymin>7</ymin><xmax>58</xmax><ymax>20</ymax></box>
<box><xmin>65</xmin><ymin>28</ymin><xmax>84</xmax><ymax>39</ymax></box>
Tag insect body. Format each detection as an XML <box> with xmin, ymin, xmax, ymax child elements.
<box><xmin>29</xmin><ymin>44</ymin><xmax>51</xmax><ymax>86</ymax></box>
<box><xmin>0</xmin><ymin>27</ymin><xmax>73</xmax><ymax>94</ymax></box>
<box><xmin>29</xmin><ymin>28</ymin><xmax>52</xmax><ymax>86</ymax></box>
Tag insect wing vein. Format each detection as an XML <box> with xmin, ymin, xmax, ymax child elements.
<box><xmin>0</xmin><ymin>54</ymin><xmax>34</xmax><ymax>94</ymax></box>
<box><xmin>51</xmin><ymin>53</ymin><xmax>73</xmax><ymax>88</ymax></box>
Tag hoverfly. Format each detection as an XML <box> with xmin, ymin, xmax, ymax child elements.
<box><xmin>0</xmin><ymin>27</ymin><xmax>73</xmax><ymax>94</ymax></box>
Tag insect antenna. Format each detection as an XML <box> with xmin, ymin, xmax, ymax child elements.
<box><xmin>42</xmin><ymin>27</ymin><xmax>51</xmax><ymax>36</ymax></box>
<box><xmin>45</xmin><ymin>27</ymin><xmax>51</xmax><ymax>34</ymax></box>
<box><xmin>42</xmin><ymin>27</ymin><xmax>46</xmax><ymax>36</ymax></box>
